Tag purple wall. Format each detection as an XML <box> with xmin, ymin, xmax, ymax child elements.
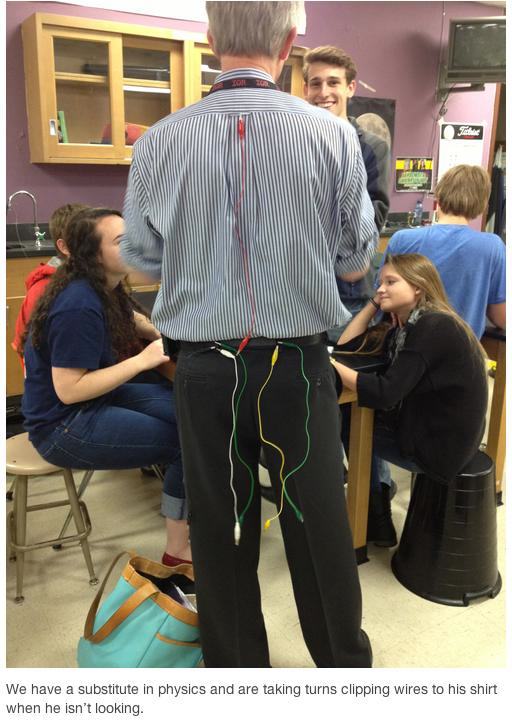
<box><xmin>302</xmin><ymin>1</ymin><xmax>501</xmax><ymax>219</ymax></box>
<box><xmin>6</xmin><ymin>1</ymin><xmax>502</xmax><ymax>223</ymax></box>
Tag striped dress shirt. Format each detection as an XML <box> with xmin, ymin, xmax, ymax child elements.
<box><xmin>121</xmin><ymin>67</ymin><xmax>377</xmax><ymax>341</ymax></box>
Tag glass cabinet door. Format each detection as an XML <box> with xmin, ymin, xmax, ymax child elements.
<box><xmin>278</xmin><ymin>54</ymin><xmax>304</xmax><ymax>96</ymax></box>
<box><xmin>277</xmin><ymin>63</ymin><xmax>293</xmax><ymax>92</ymax></box>
<box><xmin>121</xmin><ymin>37</ymin><xmax>183</xmax><ymax>158</ymax></box>
<box><xmin>40</xmin><ymin>27</ymin><xmax>184</xmax><ymax>162</ymax></box>
<box><xmin>193</xmin><ymin>46</ymin><xmax>304</xmax><ymax>100</ymax></box>
<box><xmin>200</xmin><ymin>52</ymin><xmax>221</xmax><ymax>98</ymax></box>
<box><xmin>43</xmin><ymin>29</ymin><xmax>125</xmax><ymax>160</ymax></box>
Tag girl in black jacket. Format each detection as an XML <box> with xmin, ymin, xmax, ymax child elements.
<box><xmin>332</xmin><ymin>253</ymin><xmax>488</xmax><ymax>544</ymax></box>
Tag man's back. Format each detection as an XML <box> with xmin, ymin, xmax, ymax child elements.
<box><xmin>121</xmin><ymin>0</ymin><xmax>373</xmax><ymax>667</ymax></box>
<box><xmin>387</xmin><ymin>224</ymin><xmax>505</xmax><ymax>338</ymax></box>
<box><xmin>122</xmin><ymin>69</ymin><xmax>376</xmax><ymax>341</ymax></box>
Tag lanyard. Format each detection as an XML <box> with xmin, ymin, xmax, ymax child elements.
<box><xmin>208</xmin><ymin>77</ymin><xmax>279</xmax><ymax>94</ymax></box>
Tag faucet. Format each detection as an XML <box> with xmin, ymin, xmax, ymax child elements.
<box><xmin>6</xmin><ymin>190</ymin><xmax>44</xmax><ymax>248</ymax></box>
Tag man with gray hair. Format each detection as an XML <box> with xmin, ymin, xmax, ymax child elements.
<box><xmin>122</xmin><ymin>1</ymin><xmax>375</xmax><ymax>668</ymax></box>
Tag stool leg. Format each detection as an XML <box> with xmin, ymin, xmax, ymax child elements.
<box><xmin>53</xmin><ymin>469</ymin><xmax>95</xmax><ymax>547</ymax></box>
<box><xmin>8</xmin><ymin>477</ymin><xmax>17</xmax><ymax>561</ymax></box>
<box><xmin>151</xmin><ymin>464</ymin><xmax>165</xmax><ymax>481</ymax></box>
<box><xmin>14</xmin><ymin>475</ymin><xmax>28</xmax><ymax>604</ymax></box>
<box><xmin>62</xmin><ymin>469</ymin><xmax>98</xmax><ymax>585</ymax></box>
<box><xmin>6</xmin><ymin>477</ymin><xmax>15</xmax><ymax>501</ymax></box>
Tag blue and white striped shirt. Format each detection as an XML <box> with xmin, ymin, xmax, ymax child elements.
<box><xmin>121</xmin><ymin>68</ymin><xmax>377</xmax><ymax>340</ymax></box>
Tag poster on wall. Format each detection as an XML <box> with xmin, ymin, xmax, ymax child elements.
<box><xmin>348</xmin><ymin>97</ymin><xmax>396</xmax><ymax>149</ymax></box>
<box><xmin>395</xmin><ymin>157</ymin><xmax>433</xmax><ymax>192</ymax></box>
<box><xmin>437</xmin><ymin>123</ymin><xmax>485</xmax><ymax>181</ymax></box>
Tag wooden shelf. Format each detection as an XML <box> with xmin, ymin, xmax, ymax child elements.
<box><xmin>123</xmin><ymin>78</ymin><xmax>170</xmax><ymax>91</ymax></box>
<box><xmin>55</xmin><ymin>72</ymin><xmax>107</xmax><ymax>85</ymax></box>
<box><xmin>55</xmin><ymin>74</ymin><xmax>172</xmax><ymax>93</ymax></box>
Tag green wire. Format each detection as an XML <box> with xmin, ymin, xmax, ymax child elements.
<box><xmin>277</xmin><ymin>341</ymin><xmax>311</xmax><ymax>523</ymax></box>
<box><xmin>221</xmin><ymin>340</ymin><xmax>312</xmax><ymax>525</ymax></box>
<box><xmin>220</xmin><ymin>343</ymin><xmax>255</xmax><ymax>525</ymax></box>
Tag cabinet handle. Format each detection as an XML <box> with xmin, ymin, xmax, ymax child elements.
<box><xmin>49</xmin><ymin>119</ymin><xmax>58</xmax><ymax>136</ymax></box>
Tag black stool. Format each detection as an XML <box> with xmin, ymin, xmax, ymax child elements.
<box><xmin>391</xmin><ymin>450</ymin><xmax>502</xmax><ymax>606</ymax></box>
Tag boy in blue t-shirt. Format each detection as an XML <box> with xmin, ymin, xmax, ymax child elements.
<box><xmin>384</xmin><ymin>164</ymin><xmax>505</xmax><ymax>339</ymax></box>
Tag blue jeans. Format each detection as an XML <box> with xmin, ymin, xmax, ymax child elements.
<box><xmin>341</xmin><ymin>402</ymin><xmax>393</xmax><ymax>491</ymax></box>
<box><xmin>371</xmin><ymin>421</ymin><xmax>423</xmax><ymax>488</ymax></box>
<box><xmin>34</xmin><ymin>382</ymin><xmax>187</xmax><ymax>520</ymax></box>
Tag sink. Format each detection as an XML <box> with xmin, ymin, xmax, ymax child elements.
<box><xmin>6</xmin><ymin>223</ymin><xmax>55</xmax><ymax>256</ymax></box>
<box><xmin>6</xmin><ymin>222</ymin><xmax>51</xmax><ymax>243</ymax></box>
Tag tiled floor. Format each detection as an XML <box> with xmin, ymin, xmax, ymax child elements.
<box><xmin>5</xmin><ymin>458</ymin><xmax>506</xmax><ymax>668</ymax></box>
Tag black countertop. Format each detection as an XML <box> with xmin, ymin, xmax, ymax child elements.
<box><xmin>483</xmin><ymin>325</ymin><xmax>506</xmax><ymax>342</ymax></box>
<box><xmin>380</xmin><ymin>211</ymin><xmax>432</xmax><ymax>237</ymax></box>
<box><xmin>6</xmin><ymin>222</ymin><xmax>55</xmax><ymax>259</ymax></box>
<box><xmin>7</xmin><ymin>243</ymin><xmax>56</xmax><ymax>260</ymax></box>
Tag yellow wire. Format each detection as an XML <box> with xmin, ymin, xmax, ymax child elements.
<box><xmin>257</xmin><ymin>345</ymin><xmax>288</xmax><ymax>530</ymax></box>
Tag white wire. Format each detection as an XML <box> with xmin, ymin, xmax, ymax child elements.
<box><xmin>226</xmin><ymin>353</ymin><xmax>240</xmax><ymax>531</ymax></box>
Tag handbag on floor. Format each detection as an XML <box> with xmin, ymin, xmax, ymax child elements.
<box><xmin>77</xmin><ymin>552</ymin><xmax>202</xmax><ymax>668</ymax></box>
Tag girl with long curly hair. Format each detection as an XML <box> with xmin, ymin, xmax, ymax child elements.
<box><xmin>21</xmin><ymin>207</ymin><xmax>190</xmax><ymax>566</ymax></box>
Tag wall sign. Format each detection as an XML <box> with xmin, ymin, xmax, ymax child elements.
<box><xmin>395</xmin><ymin>157</ymin><xmax>433</xmax><ymax>192</ymax></box>
<box><xmin>437</xmin><ymin>122</ymin><xmax>485</xmax><ymax>181</ymax></box>
<box><xmin>348</xmin><ymin>97</ymin><xmax>396</xmax><ymax>149</ymax></box>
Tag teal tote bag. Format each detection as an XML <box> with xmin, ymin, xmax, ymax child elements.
<box><xmin>78</xmin><ymin>552</ymin><xmax>202</xmax><ymax>668</ymax></box>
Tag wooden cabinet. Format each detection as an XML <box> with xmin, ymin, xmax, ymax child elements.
<box><xmin>22</xmin><ymin>14</ymin><xmax>184</xmax><ymax>164</ymax></box>
<box><xmin>189</xmin><ymin>43</ymin><xmax>305</xmax><ymax>101</ymax></box>
<box><xmin>21</xmin><ymin>13</ymin><xmax>306</xmax><ymax>165</ymax></box>
<box><xmin>6</xmin><ymin>257</ymin><xmax>41</xmax><ymax>397</ymax></box>
<box><xmin>378</xmin><ymin>235</ymin><xmax>391</xmax><ymax>254</ymax></box>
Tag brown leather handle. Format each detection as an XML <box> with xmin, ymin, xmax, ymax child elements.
<box><xmin>84</xmin><ymin>550</ymin><xmax>157</xmax><ymax>643</ymax></box>
<box><xmin>87</xmin><ymin>581</ymin><xmax>158</xmax><ymax>643</ymax></box>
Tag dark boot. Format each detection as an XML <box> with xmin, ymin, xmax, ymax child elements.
<box><xmin>367</xmin><ymin>482</ymin><xmax>397</xmax><ymax>547</ymax></box>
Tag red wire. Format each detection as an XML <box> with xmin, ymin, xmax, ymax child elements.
<box><xmin>233</xmin><ymin>117</ymin><xmax>256</xmax><ymax>353</ymax></box>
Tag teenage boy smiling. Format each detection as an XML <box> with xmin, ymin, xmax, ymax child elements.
<box><xmin>304</xmin><ymin>46</ymin><xmax>396</xmax><ymax>547</ymax></box>
<box><xmin>303</xmin><ymin>45</ymin><xmax>390</xmax><ymax>242</ymax></box>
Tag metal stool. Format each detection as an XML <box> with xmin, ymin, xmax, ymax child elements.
<box><xmin>392</xmin><ymin>450</ymin><xmax>502</xmax><ymax>606</ymax></box>
<box><xmin>6</xmin><ymin>432</ymin><xmax>98</xmax><ymax>603</ymax></box>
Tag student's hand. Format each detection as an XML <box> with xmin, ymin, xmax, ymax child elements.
<box><xmin>330</xmin><ymin>357</ymin><xmax>358</xmax><ymax>392</ymax></box>
<box><xmin>133</xmin><ymin>311</ymin><xmax>161</xmax><ymax>341</ymax></box>
<box><xmin>137</xmin><ymin>338</ymin><xmax>170</xmax><ymax>370</ymax></box>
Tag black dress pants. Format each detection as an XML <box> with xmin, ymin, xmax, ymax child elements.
<box><xmin>174</xmin><ymin>340</ymin><xmax>371</xmax><ymax>668</ymax></box>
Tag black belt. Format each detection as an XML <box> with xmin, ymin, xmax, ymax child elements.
<box><xmin>178</xmin><ymin>333</ymin><xmax>326</xmax><ymax>353</ymax></box>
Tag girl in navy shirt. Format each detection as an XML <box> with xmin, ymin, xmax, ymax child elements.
<box><xmin>22</xmin><ymin>207</ymin><xmax>190</xmax><ymax>566</ymax></box>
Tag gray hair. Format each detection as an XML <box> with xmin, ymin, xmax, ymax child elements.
<box><xmin>206</xmin><ymin>1</ymin><xmax>303</xmax><ymax>58</ymax></box>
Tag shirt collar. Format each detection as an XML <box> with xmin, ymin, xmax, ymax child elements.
<box><xmin>216</xmin><ymin>67</ymin><xmax>275</xmax><ymax>84</ymax></box>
